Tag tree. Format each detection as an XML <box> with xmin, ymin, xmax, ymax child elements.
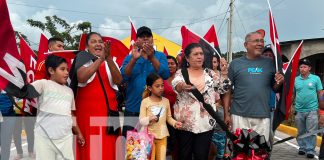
<box><xmin>233</xmin><ymin>51</ymin><xmax>246</xmax><ymax>59</ymax></box>
<box><xmin>14</xmin><ymin>31</ymin><xmax>29</xmax><ymax>46</ymax></box>
<box><xmin>27</xmin><ymin>15</ymin><xmax>91</xmax><ymax>50</ymax></box>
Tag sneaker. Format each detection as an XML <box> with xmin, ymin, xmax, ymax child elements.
<box><xmin>14</xmin><ymin>154</ymin><xmax>23</xmax><ymax>160</ymax></box>
<box><xmin>307</xmin><ymin>153</ymin><xmax>315</xmax><ymax>159</ymax></box>
<box><xmin>298</xmin><ymin>150</ymin><xmax>306</xmax><ymax>155</ymax></box>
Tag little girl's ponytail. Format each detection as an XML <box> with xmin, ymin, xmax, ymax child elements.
<box><xmin>142</xmin><ymin>86</ymin><xmax>151</xmax><ymax>99</ymax></box>
<box><xmin>142</xmin><ymin>73</ymin><xmax>162</xmax><ymax>99</ymax></box>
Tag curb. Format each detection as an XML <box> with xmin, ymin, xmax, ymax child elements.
<box><xmin>277</xmin><ymin>124</ymin><xmax>322</xmax><ymax>147</ymax></box>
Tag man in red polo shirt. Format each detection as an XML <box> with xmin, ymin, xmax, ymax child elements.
<box><xmin>35</xmin><ymin>37</ymin><xmax>64</xmax><ymax>80</ymax></box>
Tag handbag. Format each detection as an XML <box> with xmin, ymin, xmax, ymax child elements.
<box><xmin>126</xmin><ymin>123</ymin><xmax>154</xmax><ymax>160</ymax></box>
<box><xmin>97</xmin><ymin>70</ymin><xmax>121</xmax><ymax>135</ymax></box>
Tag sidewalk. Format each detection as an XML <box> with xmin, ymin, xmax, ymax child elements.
<box><xmin>278</xmin><ymin>124</ymin><xmax>322</xmax><ymax>147</ymax></box>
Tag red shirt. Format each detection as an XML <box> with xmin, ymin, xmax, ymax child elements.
<box><xmin>163</xmin><ymin>80</ymin><xmax>177</xmax><ymax>115</ymax></box>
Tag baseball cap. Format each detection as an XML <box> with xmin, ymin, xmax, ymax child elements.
<box><xmin>256</xmin><ymin>29</ymin><xmax>265</xmax><ymax>38</ymax></box>
<box><xmin>262</xmin><ymin>44</ymin><xmax>273</xmax><ymax>53</ymax></box>
<box><xmin>136</xmin><ymin>26</ymin><xmax>153</xmax><ymax>38</ymax></box>
<box><xmin>299</xmin><ymin>59</ymin><xmax>311</xmax><ymax>66</ymax></box>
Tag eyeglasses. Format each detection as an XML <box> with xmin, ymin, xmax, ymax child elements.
<box><xmin>247</xmin><ymin>39</ymin><xmax>265</xmax><ymax>44</ymax></box>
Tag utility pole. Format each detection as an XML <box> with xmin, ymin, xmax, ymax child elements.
<box><xmin>228</xmin><ymin>0</ymin><xmax>234</xmax><ymax>62</ymax></box>
<box><xmin>226</xmin><ymin>18</ymin><xmax>230</xmax><ymax>61</ymax></box>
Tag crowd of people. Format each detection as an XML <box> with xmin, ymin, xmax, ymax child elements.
<box><xmin>0</xmin><ymin>26</ymin><xmax>324</xmax><ymax>160</ymax></box>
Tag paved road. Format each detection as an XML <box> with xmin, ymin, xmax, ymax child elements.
<box><xmin>7</xmin><ymin>131</ymin><xmax>321</xmax><ymax>159</ymax></box>
<box><xmin>271</xmin><ymin>131</ymin><xmax>320</xmax><ymax>160</ymax></box>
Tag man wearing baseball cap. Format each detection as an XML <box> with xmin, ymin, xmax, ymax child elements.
<box><xmin>294</xmin><ymin>59</ymin><xmax>323</xmax><ymax>158</ymax></box>
<box><xmin>121</xmin><ymin>26</ymin><xmax>170</xmax><ymax>136</ymax></box>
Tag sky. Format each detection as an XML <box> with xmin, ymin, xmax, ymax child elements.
<box><xmin>7</xmin><ymin>0</ymin><xmax>324</xmax><ymax>53</ymax></box>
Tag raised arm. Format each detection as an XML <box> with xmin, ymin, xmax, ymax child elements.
<box><xmin>77</xmin><ymin>58</ymin><xmax>104</xmax><ymax>83</ymax></box>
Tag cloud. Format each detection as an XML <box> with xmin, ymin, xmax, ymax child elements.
<box><xmin>8</xmin><ymin>4</ymin><xmax>58</xmax><ymax>49</ymax></box>
<box><xmin>97</xmin><ymin>19</ymin><xmax>129</xmax><ymax>39</ymax></box>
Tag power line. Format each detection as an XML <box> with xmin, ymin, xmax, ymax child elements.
<box><xmin>233</xmin><ymin>18</ymin><xmax>244</xmax><ymax>52</ymax></box>
<box><xmin>8</xmin><ymin>2</ymin><xmax>203</xmax><ymax>21</ymax></box>
<box><xmin>90</xmin><ymin>11</ymin><xmax>227</xmax><ymax>31</ymax></box>
<box><xmin>216</xmin><ymin>0</ymin><xmax>226</xmax><ymax>17</ymax></box>
<box><xmin>9</xmin><ymin>2</ymin><xmax>228</xmax><ymax>31</ymax></box>
<box><xmin>217</xmin><ymin>5</ymin><xmax>230</xmax><ymax>37</ymax></box>
<box><xmin>233</xmin><ymin>4</ymin><xmax>247</xmax><ymax>35</ymax></box>
<box><xmin>240</xmin><ymin>0</ymin><xmax>286</xmax><ymax>21</ymax></box>
<box><xmin>150</xmin><ymin>12</ymin><xmax>228</xmax><ymax>30</ymax></box>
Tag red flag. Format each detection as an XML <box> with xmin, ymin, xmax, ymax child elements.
<box><xmin>129</xmin><ymin>17</ymin><xmax>137</xmax><ymax>51</ymax></box>
<box><xmin>34</xmin><ymin>34</ymin><xmax>48</xmax><ymax>80</ymax></box>
<box><xmin>284</xmin><ymin>41</ymin><xmax>303</xmax><ymax>119</ymax></box>
<box><xmin>78</xmin><ymin>33</ymin><xmax>86</xmax><ymax>51</ymax></box>
<box><xmin>181</xmin><ymin>26</ymin><xmax>221</xmax><ymax>69</ymax></box>
<box><xmin>269</xmin><ymin>12</ymin><xmax>281</xmax><ymax>55</ymax></box>
<box><xmin>20</xmin><ymin>36</ymin><xmax>37</xmax><ymax>83</ymax></box>
<box><xmin>51</xmin><ymin>50</ymin><xmax>78</xmax><ymax>70</ymax></box>
<box><xmin>19</xmin><ymin>36</ymin><xmax>37</xmax><ymax>114</ymax></box>
<box><xmin>38</xmin><ymin>33</ymin><xmax>48</xmax><ymax>59</ymax></box>
<box><xmin>269</xmin><ymin>9</ymin><xmax>283</xmax><ymax>72</ymax></box>
<box><xmin>204</xmin><ymin>25</ymin><xmax>220</xmax><ymax>49</ymax></box>
<box><xmin>163</xmin><ymin>46</ymin><xmax>169</xmax><ymax>56</ymax></box>
<box><xmin>0</xmin><ymin>0</ymin><xmax>26</xmax><ymax>93</ymax></box>
<box><xmin>78</xmin><ymin>34</ymin><xmax>129</xmax><ymax>67</ymax></box>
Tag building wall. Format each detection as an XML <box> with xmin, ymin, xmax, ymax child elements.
<box><xmin>281</xmin><ymin>38</ymin><xmax>324</xmax><ymax>83</ymax></box>
<box><xmin>281</xmin><ymin>39</ymin><xmax>324</xmax><ymax>60</ymax></box>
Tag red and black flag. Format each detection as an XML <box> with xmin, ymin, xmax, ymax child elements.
<box><xmin>283</xmin><ymin>41</ymin><xmax>303</xmax><ymax>119</ymax></box>
<box><xmin>78</xmin><ymin>34</ymin><xmax>129</xmax><ymax>67</ymax></box>
<box><xmin>268</xmin><ymin>1</ymin><xmax>283</xmax><ymax>72</ymax></box>
<box><xmin>181</xmin><ymin>26</ymin><xmax>221</xmax><ymax>69</ymax></box>
<box><xmin>267</xmin><ymin>0</ymin><xmax>286</xmax><ymax>131</ymax></box>
<box><xmin>272</xmin><ymin>41</ymin><xmax>303</xmax><ymax>131</ymax></box>
<box><xmin>0</xmin><ymin>0</ymin><xmax>38</xmax><ymax>98</ymax></box>
<box><xmin>204</xmin><ymin>25</ymin><xmax>221</xmax><ymax>55</ymax></box>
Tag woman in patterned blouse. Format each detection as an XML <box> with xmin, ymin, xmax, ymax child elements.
<box><xmin>172</xmin><ymin>43</ymin><xmax>231</xmax><ymax>160</ymax></box>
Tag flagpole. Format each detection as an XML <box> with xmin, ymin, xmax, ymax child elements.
<box><xmin>228</xmin><ymin>0</ymin><xmax>234</xmax><ymax>62</ymax></box>
<box><xmin>128</xmin><ymin>16</ymin><xmax>136</xmax><ymax>29</ymax></box>
<box><xmin>267</xmin><ymin>0</ymin><xmax>278</xmax><ymax>72</ymax></box>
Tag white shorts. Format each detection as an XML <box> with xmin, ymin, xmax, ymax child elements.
<box><xmin>231</xmin><ymin>114</ymin><xmax>270</xmax><ymax>141</ymax></box>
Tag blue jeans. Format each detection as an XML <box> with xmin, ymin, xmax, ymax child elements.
<box><xmin>211</xmin><ymin>132</ymin><xmax>226</xmax><ymax>159</ymax></box>
<box><xmin>295</xmin><ymin>110</ymin><xmax>318</xmax><ymax>155</ymax></box>
<box><xmin>0</xmin><ymin>116</ymin><xmax>16</xmax><ymax>160</ymax></box>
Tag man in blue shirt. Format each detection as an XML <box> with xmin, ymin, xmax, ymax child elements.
<box><xmin>294</xmin><ymin>59</ymin><xmax>323</xmax><ymax>158</ymax></box>
<box><xmin>121</xmin><ymin>26</ymin><xmax>169</xmax><ymax>136</ymax></box>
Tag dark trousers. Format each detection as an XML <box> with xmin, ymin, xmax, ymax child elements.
<box><xmin>176</xmin><ymin>130</ymin><xmax>213</xmax><ymax>160</ymax></box>
<box><xmin>13</xmin><ymin>116</ymin><xmax>36</xmax><ymax>154</ymax></box>
<box><xmin>122</xmin><ymin>111</ymin><xmax>139</xmax><ymax>137</ymax></box>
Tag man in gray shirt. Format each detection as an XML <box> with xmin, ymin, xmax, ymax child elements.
<box><xmin>223</xmin><ymin>31</ymin><xmax>284</xmax><ymax>141</ymax></box>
